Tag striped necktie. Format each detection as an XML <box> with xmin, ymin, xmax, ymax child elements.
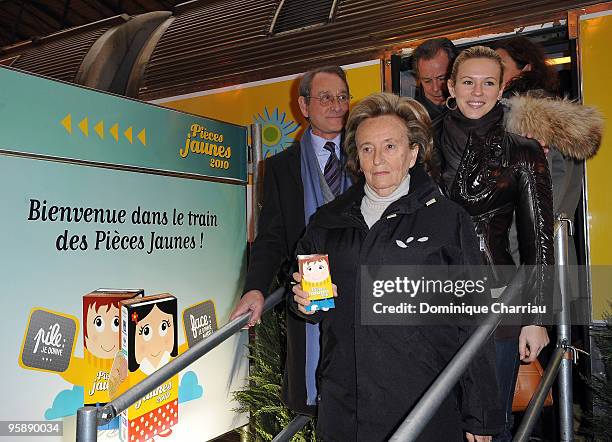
<box><xmin>323</xmin><ymin>141</ymin><xmax>341</xmax><ymax>196</ymax></box>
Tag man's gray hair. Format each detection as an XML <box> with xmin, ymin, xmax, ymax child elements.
<box><xmin>412</xmin><ymin>38</ymin><xmax>457</xmax><ymax>78</ymax></box>
<box><xmin>298</xmin><ymin>66</ymin><xmax>349</xmax><ymax>103</ymax></box>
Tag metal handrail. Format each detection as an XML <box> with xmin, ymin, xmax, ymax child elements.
<box><xmin>76</xmin><ymin>287</ymin><xmax>286</xmax><ymax>441</ymax></box>
<box><xmin>513</xmin><ymin>344</ymin><xmax>566</xmax><ymax>441</ymax></box>
<box><xmin>79</xmin><ymin>214</ymin><xmax>575</xmax><ymax>441</ymax></box>
<box><xmin>272</xmin><ymin>414</ymin><xmax>312</xmax><ymax>442</ymax></box>
<box><xmin>388</xmin><ymin>214</ymin><xmax>575</xmax><ymax>442</ymax></box>
<box><xmin>389</xmin><ymin>265</ymin><xmax>531</xmax><ymax>441</ymax></box>
<box><xmin>554</xmin><ymin>215</ymin><xmax>575</xmax><ymax>441</ymax></box>
<box><xmin>513</xmin><ymin>215</ymin><xmax>575</xmax><ymax>442</ymax></box>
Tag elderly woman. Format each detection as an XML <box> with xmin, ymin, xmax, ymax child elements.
<box><xmin>292</xmin><ymin>92</ymin><xmax>503</xmax><ymax>441</ymax></box>
<box><xmin>435</xmin><ymin>46</ymin><xmax>554</xmax><ymax>442</ymax></box>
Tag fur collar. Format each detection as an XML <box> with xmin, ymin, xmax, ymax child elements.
<box><xmin>502</xmin><ymin>94</ymin><xmax>603</xmax><ymax>160</ymax></box>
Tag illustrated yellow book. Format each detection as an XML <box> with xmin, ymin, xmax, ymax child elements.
<box><xmin>298</xmin><ymin>254</ymin><xmax>335</xmax><ymax>312</ymax></box>
<box><xmin>81</xmin><ymin>289</ymin><xmax>143</xmax><ymax>406</ymax></box>
<box><xmin>117</xmin><ymin>294</ymin><xmax>179</xmax><ymax>442</ymax></box>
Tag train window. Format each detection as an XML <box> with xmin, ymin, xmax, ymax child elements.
<box><xmin>397</xmin><ymin>27</ymin><xmax>576</xmax><ymax>100</ymax></box>
<box><xmin>271</xmin><ymin>0</ymin><xmax>336</xmax><ymax>35</ymax></box>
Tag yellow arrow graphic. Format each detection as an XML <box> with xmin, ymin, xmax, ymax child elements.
<box><xmin>61</xmin><ymin>114</ymin><xmax>72</xmax><ymax>134</ymax></box>
<box><xmin>124</xmin><ymin>126</ymin><xmax>133</xmax><ymax>144</ymax></box>
<box><xmin>137</xmin><ymin>128</ymin><xmax>146</xmax><ymax>146</ymax></box>
<box><xmin>78</xmin><ymin>117</ymin><xmax>89</xmax><ymax>136</ymax></box>
<box><xmin>94</xmin><ymin>121</ymin><xmax>104</xmax><ymax>139</ymax></box>
<box><xmin>109</xmin><ymin>123</ymin><xmax>119</xmax><ymax>142</ymax></box>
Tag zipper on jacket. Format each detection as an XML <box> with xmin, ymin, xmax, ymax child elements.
<box><xmin>344</xmin><ymin>209</ymin><xmax>370</xmax><ymax>233</ymax></box>
<box><xmin>478</xmin><ymin>233</ymin><xmax>500</xmax><ymax>282</ymax></box>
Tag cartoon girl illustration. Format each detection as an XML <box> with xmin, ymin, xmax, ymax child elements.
<box><xmin>120</xmin><ymin>296</ymin><xmax>179</xmax><ymax>441</ymax></box>
<box><xmin>128</xmin><ymin>300</ymin><xmax>178</xmax><ymax>375</ymax></box>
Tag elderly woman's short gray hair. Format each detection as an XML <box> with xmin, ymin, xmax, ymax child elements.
<box><xmin>344</xmin><ymin>92</ymin><xmax>434</xmax><ymax>176</ymax></box>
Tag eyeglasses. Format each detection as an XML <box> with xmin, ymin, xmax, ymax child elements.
<box><xmin>307</xmin><ymin>93</ymin><xmax>352</xmax><ymax>106</ymax></box>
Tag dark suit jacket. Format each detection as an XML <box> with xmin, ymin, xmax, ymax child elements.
<box><xmin>243</xmin><ymin>140</ymin><xmax>316</xmax><ymax>415</ymax></box>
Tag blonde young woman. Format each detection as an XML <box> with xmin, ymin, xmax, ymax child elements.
<box><xmin>435</xmin><ymin>46</ymin><xmax>554</xmax><ymax>442</ymax></box>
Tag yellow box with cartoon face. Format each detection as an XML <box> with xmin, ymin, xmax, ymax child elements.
<box><xmin>82</xmin><ymin>289</ymin><xmax>143</xmax><ymax>405</ymax></box>
<box><xmin>299</xmin><ymin>254</ymin><xmax>335</xmax><ymax>312</ymax></box>
<box><xmin>118</xmin><ymin>294</ymin><xmax>179</xmax><ymax>441</ymax></box>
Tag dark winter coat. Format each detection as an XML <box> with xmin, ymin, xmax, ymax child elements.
<box><xmin>243</xmin><ymin>141</ymin><xmax>314</xmax><ymax>415</ymax></box>
<box><xmin>293</xmin><ymin>165</ymin><xmax>505</xmax><ymax>441</ymax></box>
<box><xmin>503</xmin><ymin>88</ymin><xmax>591</xmax><ymax>303</ymax></box>
<box><xmin>434</xmin><ymin>105</ymin><xmax>555</xmax><ymax>332</ymax></box>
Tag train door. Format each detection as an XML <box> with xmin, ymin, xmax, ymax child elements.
<box><xmin>574</xmin><ymin>4</ymin><xmax>612</xmax><ymax>428</ymax></box>
<box><xmin>575</xmin><ymin>4</ymin><xmax>612</xmax><ymax>324</ymax></box>
<box><xmin>386</xmin><ymin>9</ymin><xmax>611</xmax><ymax>436</ymax></box>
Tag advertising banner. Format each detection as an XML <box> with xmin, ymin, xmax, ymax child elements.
<box><xmin>0</xmin><ymin>67</ymin><xmax>248</xmax><ymax>441</ymax></box>
<box><xmin>154</xmin><ymin>60</ymin><xmax>382</xmax><ymax>159</ymax></box>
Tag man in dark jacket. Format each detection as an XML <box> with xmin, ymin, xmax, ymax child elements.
<box><xmin>229</xmin><ymin>65</ymin><xmax>352</xmax><ymax>415</ymax></box>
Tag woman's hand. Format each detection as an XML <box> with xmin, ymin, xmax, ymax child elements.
<box><xmin>465</xmin><ymin>432</ymin><xmax>492</xmax><ymax>442</ymax></box>
<box><xmin>292</xmin><ymin>272</ymin><xmax>314</xmax><ymax>315</ymax></box>
<box><xmin>292</xmin><ymin>272</ymin><xmax>337</xmax><ymax>315</ymax></box>
<box><xmin>519</xmin><ymin>325</ymin><xmax>550</xmax><ymax>362</ymax></box>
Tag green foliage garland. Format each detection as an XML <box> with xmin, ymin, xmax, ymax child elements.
<box><xmin>233</xmin><ymin>304</ymin><xmax>317</xmax><ymax>441</ymax></box>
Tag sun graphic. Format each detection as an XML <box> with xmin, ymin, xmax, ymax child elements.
<box><xmin>253</xmin><ymin>107</ymin><xmax>300</xmax><ymax>158</ymax></box>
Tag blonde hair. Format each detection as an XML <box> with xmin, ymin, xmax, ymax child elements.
<box><xmin>449</xmin><ymin>45</ymin><xmax>504</xmax><ymax>85</ymax></box>
<box><xmin>344</xmin><ymin>92</ymin><xmax>433</xmax><ymax>176</ymax></box>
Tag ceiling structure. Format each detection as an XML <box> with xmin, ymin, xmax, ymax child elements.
<box><xmin>0</xmin><ymin>0</ymin><xmax>182</xmax><ymax>48</ymax></box>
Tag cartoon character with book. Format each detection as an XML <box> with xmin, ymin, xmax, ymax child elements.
<box><xmin>117</xmin><ymin>295</ymin><xmax>179</xmax><ymax>442</ymax></box>
<box><xmin>128</xmin><ymin>298</ymin><xmax>178</xmax><ymax>376</ymax></box>
<box><xmin>55</xmin><ymin>290</ymin><xmax>142</xmax><ymax>406</ymax></box>
<box><xmin>299</xmin><ymin>254</ymin><xmax>335</xmax><ymax>312</ymax></box>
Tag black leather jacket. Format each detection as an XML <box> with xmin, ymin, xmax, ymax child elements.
<box><xmin>434</xmin><ymin>107</ymin><xmax>554</xmax><ymax>326</ymax></box>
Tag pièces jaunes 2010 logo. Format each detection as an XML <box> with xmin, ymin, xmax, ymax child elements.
<box><xmin>180</xmin><ymin>123</ymin><xmax>232</xmax><ymax>169</ymax></box>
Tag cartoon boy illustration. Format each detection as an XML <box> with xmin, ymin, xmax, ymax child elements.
<box><xmin>59</xmin><ymin>292</ymin><xmax>140</xmax><ymax>406</ymax></box>
<box><xmin>84</xmin><ymin>298</ymin><xmax>120</xmax><ymax>360</ymax></box>
<box><xmin>299</xmin><ymin>254</ymin><xmax>335</xmax><ymax>312</ymax></box>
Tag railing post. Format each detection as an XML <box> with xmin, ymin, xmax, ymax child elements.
<box><xmin>75</xmin><ymin>406</ymin><xmax>98</xmax><ymax>442</ymax></box>
<box><xmin>555</xmin><ymin>214</ymin><xmax>574</xmax><ymax>441</ymax></box>
<box><xmin>513</xmin><ymin>345</ymin><xmax>566</xmax><ymax>442</ymax></box>
<box><xmin>250</xmin><ymin>123</ymin><xmax>263</xmax><ymax>239</ymax></box>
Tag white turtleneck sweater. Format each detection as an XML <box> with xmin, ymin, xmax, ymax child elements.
<box><xmin>360</xmin><ymin>173</ymin><xmax>411</xmax><ymax>228</ymax></box>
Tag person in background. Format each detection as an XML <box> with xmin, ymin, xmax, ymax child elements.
<box><xmin>491</xmin><ymin>35</ymin><xmax>603</xmax><ymax>440</ymax></box>
<box><xmin>229</xmin><ymin>66</ymin><xmax>352</xmax><ymax>416</ymax></box>
<box><xmin>492</xmin><ymin>37</ymin><xmax>585</xmax><ymax>298</ymax></box>
<box><xmin>411</xmin><ymin>37</ymin><xmax>458</xmax><ymax>124</ymax></box>
<box><xmin>492</xmin><ymin>36</ymin><xmax>559</xmax><ymax>99</ymax></box>
<box><xmin>292</xmin><ymin>92</ymin><xmax>504</xmax><ymax>441</ymax></box>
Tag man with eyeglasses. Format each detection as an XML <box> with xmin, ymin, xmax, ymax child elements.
<box><xmin>230</xmin><ymin>66</ymin><xmax>351</xmax><ymax>416</ymax></box>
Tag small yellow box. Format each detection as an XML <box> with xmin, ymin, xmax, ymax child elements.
<box><xmin>298</xmin><ymin>254</ymin><xmax>335</xmax><ymax>312</ymax></box>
